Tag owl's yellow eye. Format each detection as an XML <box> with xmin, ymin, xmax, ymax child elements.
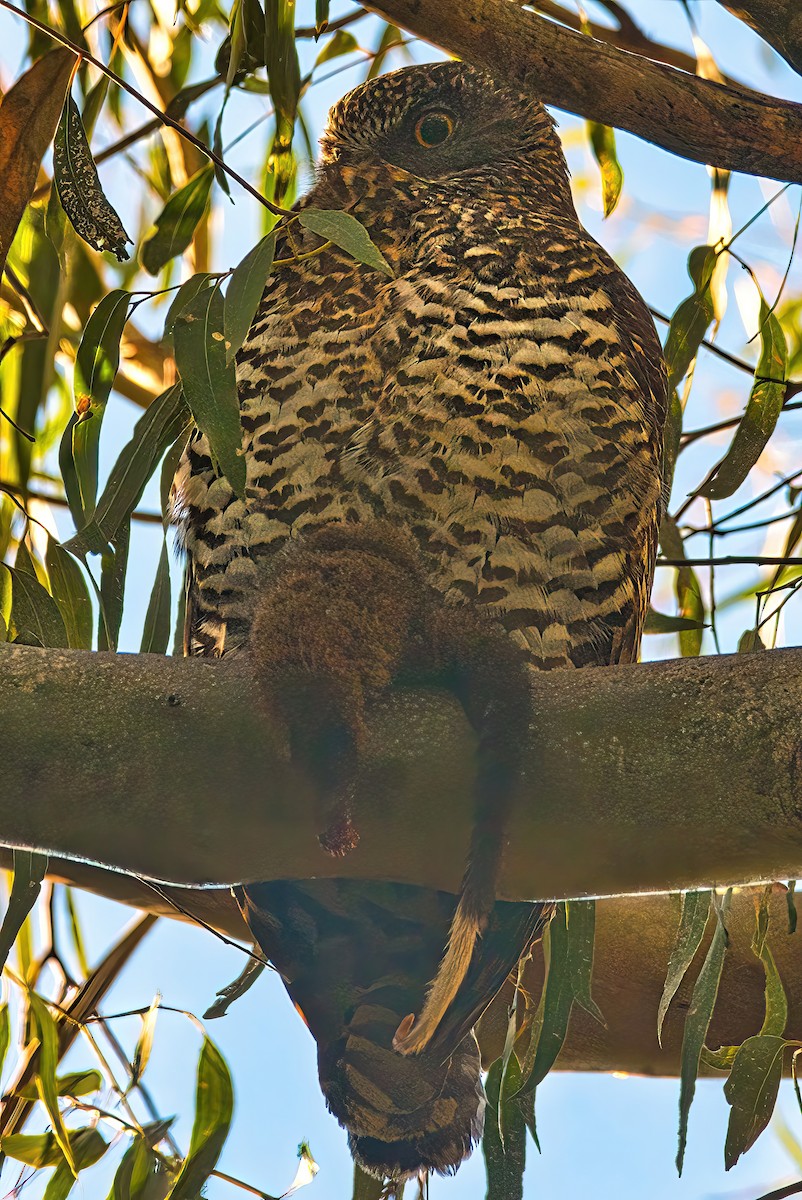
<box><xmin>414</xmin><ymin>111</ymin><xmax>455</xmax><ymax>148</ymax></box>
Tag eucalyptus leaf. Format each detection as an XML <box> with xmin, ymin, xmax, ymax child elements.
<box><xmin>28</xmin><ymin>991</ymin><xmax>78</xmax><ymax>1177</ymax></box>
<box><xmin>587</xmin><ymin>122</ymin><xmax>623</xmax><ymax>218</ymax></box>
<box><xmin>299</xmin><ymin>208</ymin><xmax>393</xmax><ymax>277</ymax></box>
<box><xmin>140</xmin><ymin>542</ymin><xmax>172</xmax><ymax>656</ymax></box>
<box><xmin>0</xmin><ymin>850</ymin><xmax>48</xmax><ymax>974</ymax></box>
<box><xmin>724</xmin><ymin>1035</ymin><xmax>786</xmax><ymax>1169</ymax></box>
<box><xmin>141</xmin><ymin>166</ymin><xmax>214</xmax><ymax>276</ymax></box>
<box><xmin>483</xmin><ymin>1056</ymin><xmax>526</xmax><ymax>1200</ymax></box>
<box><xmin>658</xmin><ymin>891</ymin><xmax>712</xmax><ymax>1046</ymax></box>
<box><xmin>165</xmin><ymin>1037</ymin><xmax>233</xmax><ymax>1199</ymax></box>
<box><xmin>45</xmin><ymin>538</ymin><xmax>93</xmax><ymax>649</ymax></box>
<box><xmin>0</xmin><ymin>564</ymin><xmax>68</xmax><ymax>647</ymax></box>
<box><xmin>53</xmin><ymin>95</ymin><xmax>130</xmax><ymax>261</ymax></box>
<box><xmin>224</xmin><ymin>233</ymin><xmax>276</xmax><ymax>364</ymax></box>
<box><xmin>174</xmin><ymin>287</ymin><xmax>245</xmax><ymax>497</ymax></box>
<box><xmin>663</xmin><ymin>246</ymin><xmax>717</xmax><ymax>392</ymax></box>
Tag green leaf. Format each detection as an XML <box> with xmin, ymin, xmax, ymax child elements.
<box><xmin>702</xmin><ymin>302</ymin><xmax>789</xmax><ymax>500</ymax></box>
<box><xmin>0</xmin><ymin>564</ymin><xmax>68</xmax><ymax>647</ymax></box>
<box><xmin>45</xmin><ymin>538</ymin><xmax>93</xmax><ymax>649</ymax></box>
<box><xmin>0</xmin><ymin>1004</ymin><xmax>10</xmax><ymax>1080</ymax></box>
<box><xmin>662</xmin><ymin>389</ymin><xmax>683</xmax><ymax>501</ymax></box>
<box><xmin>53</xmin><ymin>95</ymin><xmax>130</xmax><ymax>261</ymax></box>
<box><xmin>658</xmin><ymin>891</ymin><xmax>712</xmax><ymax>1046</ymax></box>
<box><xmin>107</xmin><ymin>1135</ymin><xmax>158</xmax><ymax>1200</ymax></box>
<box><xmin>788</xmin><ymin>881</ymin><xmax>798</xmax><ymax>935</ymax></box>
<box><xmin>224</xmin><ymin>233</ymin><xmax>276</xmax><ymax>364</ymax></box>
<box><xmin>141</xmin><ymin>166</ymin><xmax>214</xmax><ymax>276</ymax></box>
<box><xmin>28</xmin><ymin>990</ymin><xmax>78</xmax><ymax>1177</ymax></box>
<box><xmin>299</xmin><ymin>209</ymin><xmax>393</xmax><ymax>277</ymax></box>
<box><xmin>43</xmin><ymin>1127</ymin><xmax>108</xmax><ymax>1200</ymax></box>
<box><xmin>18</xmin><ymin>1069</ymin><xmax>103</xmax><ymax>1100</ymax></box>
<box><xmin>67</xmin><ymin>384</ymin><xmax>189</xmax><ymax>556</ymax></box>
<box><xmin>264</xmin><ymin>0</ymin><xmax>301</xmax><ymax>203</ymax></box>
<box><xmin>660</xmin><ymin>515</ymin><xmax>704</xmax><ymax>657</ymax></box>
<box><xmin>586</xmin><ymin>121</ymin><xmax>623</xmax><ymax>218</ymax></box>
<box><xmin>676</xmin><ymin>889</ymin><xmax>732</xmax><ymax>1175</ymax></box>
<box><xmin>0</xmin><ymin>1129</ymin><xmax>104</xmax><ymax>1168</ymax></box>
<box><xmin>97</xmin><ymin>521</ymin><xmax>130</xmax><ymax>652</ymax></box>
<box><xmin>204</xmin><ymin>957</ymin><xmax>265</xmax><ymax>1019</ymax></box>
<box><xmin>140</xmin><ymin>542</ymin><xmax>172</xmax><ymax>655</ymax></box>
<box><xmin>72</xmin><ymin>289</ymin><xmax>131</xmax><ymax>524</ymax></box>
<box><xmin>314</xmin><ymin>28</ymin><xmax>358</xmax><ymax>67</ymax></box>
<box><xmin>131</xmin><ymin>994</ymin><xmax>160</xmax><ymax>1088</ymax></box>
<box><xmin>0</xmin><ymin>851</ymin><xmax>48</xmax><ymax>975</ymax></box>
<box><xmin>566</xmin><ymin>899</ymin><xmax>604</xmax><ymax>1024</ymax></box>
<box><xmin>738</xmin><ymin>629</ymin><xmax>766</xmax><ymax>653</ymax></box>
<box><xmin>663</xmin><ymin>246</ymin><xmax>717</xmax><ymax>392</ymax></box>
<box><xmin>165</xmin><ymin>1036</ymin><xmax>234</xmax><ymax>1199</ymax></box>
<box><xmin>724</xmin><ymin>1035</ymin><xmax>786</xmax><ymax>1169</ymax></box>
<box><xmin>315</xmin><ymin>0</ymin><xmax>329</xmax><ymax>34</ymax></box>
<box><xmin>644</xmin><ymin>609</ymin><xmax>706</xmax><ymax>635</ymax></box>
<box><xmin>161</xmin><ymin>425</ymin><xmax>192</xmax><ymax>527</ymax></box>
<box><xmin>64</xmin><ymin>887</ymin><xmax>90</xmax><ymax>977</ymax></box>
<box><xmin>164</xmin><ymin>273</ymin><xmax>215</xmax><ymax>338</ymax></box>
<box><xmin>174</xmin><ymin>287</ymin><xmax>245</xmax><ymax>497</ymax></box>
<box><xmin>483</xmin><ymin>1056</ymin><xmax>526</xmax><ymax>1200</ymax></box>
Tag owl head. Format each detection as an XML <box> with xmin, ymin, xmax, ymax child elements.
<box><xmin>318</xmin><ymin>61</ymin><xmax>571</xmax><ymax>202</ymax></box>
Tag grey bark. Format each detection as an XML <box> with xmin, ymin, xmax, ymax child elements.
<box><xmin>362</xmin><ymin>0</ymin><xmax>802</xmax><ymax>184</ymax></box>
<box><xmin>1</xmin><ymin>642</ymin><xmax>801</xmax><ymax>900</ymax></box>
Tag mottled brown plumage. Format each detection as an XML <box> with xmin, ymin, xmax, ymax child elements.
<box><xmin>173</xmin><ymin>62</ymin><xmax>667</xmax><ymax>1186</ymax></box>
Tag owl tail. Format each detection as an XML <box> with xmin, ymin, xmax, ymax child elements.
<box><xmin>321</xmin><ymin>1002</ymin><xmax>486</xmax><ymax>1181</ymax></box>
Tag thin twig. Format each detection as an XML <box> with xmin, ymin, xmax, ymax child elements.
<box><xmin>0</xmin><ymin>479</ymin><xmax>162</xmax><ymax>524</ymax></box>
<box><xmin>658</xmin><ymin>556</ymin><xmax>802</xmax><ymax>568</ymax></box>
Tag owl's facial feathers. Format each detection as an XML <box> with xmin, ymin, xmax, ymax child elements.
<box><xmin>320</xmin><ymin>61</ymin><xmax>568</xmax><ymax>193</ymax></box>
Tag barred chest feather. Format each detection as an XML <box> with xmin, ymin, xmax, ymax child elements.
<box><xmin>179</xmin><ymin>197</ymin><xmax>664</xmax><ymax>669</ymax></box>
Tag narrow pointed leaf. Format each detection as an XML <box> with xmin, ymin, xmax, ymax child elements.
<box><xmin>97</xmin><ymin>522</ymin><xmax>130</xmax><ymax>652</ymax></box>
<box><xmin>658</xmin><ymin>891</ymin><xmax>712</xmax><ymax>1046</ymax></box>
<box><xmin>165</xmin><ymin>1036</ymin><xmax>233</xmax><ymax>1199</ymax></box>
<box><xmin>18</xmin><ymin>1069</ymin><xmax>103</xmax><ymax>1100</ymax></box>
<box><xmin>53</xmin><ymin>95</ymin><xmax>130</xmax><ymax>260</ymax></box>
<box><xmin>676</xmin><ymin>889</ymin><xmax>732</xmax><ymax>1175</ymax></box>
<box><xmin>587</xmin><ymin>122</ymin><xmax>623</xmax><ymax>217</ymax></box>
<box><xmin>28</xmin><ymin>991</ymin><xmax>78</xmax><ymax>1177</ymax></box>
<box><xmin>702</xmin><ymin>302</ymin><xmax>789</xmax><ymax>499</ymax></box>
<box><xmin>724</xmin><ymin>1035</ymin><xmax>786</xmax><ymax>1169</ymax></box>
<box><xmin>0</xmin><ymin>1005</ymin><xmax>9</xmax><ymax>1081</ymax></box>
<box><xmin>0</xmin><ymin>851</ymin><xmax>48</xmax><ymax>974</ymax></box>
<box><xmin>43</xmin><ymin>1127</ymin><xmax>108</xmax><ymax>1200</ymax></box>
<box><xmin>644</xmin><ymin>609</ymin><xmax>706</xmax><ymax>635</ymax></box>
<box><xmin>566</xmin><ymin>899</ymin><xmax>604</xmax><ymax>1024</ymax></box>
<box><xmin>0</xmin><ymin>48</ymin><xmax>75</xmax><ymax>278</ymax></box>
<box><xmin>204</xmin><ymin>957</ymin><xmax>265</xmax><ymax>1019</ymax></box>
<box><xmin>164</xmin><ymin>273</ymin><xmax>215</xmax><ymax>338</ymax></box>
<box><xmin>483</xmin><ymin>1056</ymin><xmax>526</xmax><ymax>1200</ymax></box>
<box><xmin>140</xmin><ymin>543</ymin><xmax>172</xmax><ymax>655</ymax></box>
<box><xmin>107</xmin><ymin>1134</ymin><xmax>158</xmax><ymax>1200</ymax></box>
<box><xmin>131</xmin><ymin>994</ymin><xmax>160</xmax><ymax>1087</ymax></box>
<box><xmin>663</xmin><ymin>246</ymin><xmax>717</xmax><ymax>391</ymax></box>
<box><xmin>174</xmin><ymin>287</ymin><xmax>245</xmax><ymax>497</ymax></box>
<box><xmin>224</xmin><ymin>233</ymin><xmax>276</xmax><ymax>364</ymax></box>
<box><xmin>299</xmin><ymin>209</ymin><xmax>393</xmax><ymax>277</ymax></box>
<box><xmin>0</xmin><ymin>564</ymin><xmax>68</xmax><ymax>647</ymax></box>
<box><xmin>72</xmin><ymin>289</ymin><xmax>131</xmax><ymax>525</ymax></box>
<box><xmin>45</xmin><ymin>538</ymin><xmax>93</xmax><ymax>649</ymax></box>
<box><xmin>141</xmin><ymin>166</ymin><xmax>214</xmax><ymax>276</ymax></box>
<box><xmin>660</xmin><ymin>516</ymin><xmax>704</xmax><ymax>657</ymax></box>
<box><xmin>314</xmin><ymin>29</ymin><xmax>358</xmax><ymax>67</ymax></box>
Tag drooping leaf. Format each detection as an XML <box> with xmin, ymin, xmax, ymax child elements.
<box><xmin>0</xmin><ymin>850</ymin><xmax>48</xmax><ymax>974</ymax></box>
<box><xmin>483</xmin><ymin>1055</ymin><xmax>526</xmax><ymax>1200</ymax></box>
<box><xmin>107</xmin><ymin>1134</ymin><xmax>158</xmax><ymax>1200</ymax></box>
<box><xmin>0</xmin><ymin>1004</ymin><xmax>9</xmax><ymax>1080</ymax></box>
<box><xmin>663</xmin><ymin>246</ymin><xmax>717</xmax><ymax>392</ymax></box>
<box><xmin>71</xmin><ymin>289</ymin><xmax>131</xmax><ymax>525</ymax></box>
<box><xmin>566</xmin><ymin>900</ymin><xmax>604</xmax><ymax>1024</ymax></box>
<box><xmin>53</xmin><ymin>95</ymin><xmax>130</xmax><ymax>261</ymax></box>
<box><xmin>161</xmin><ymin>425</ymin><xmax>192</xmax><ymax>527</ymax></box>
<box><xmin>0</xmin><ymin>1129</ymin><xmax>105</xmax><ymax>1169</ymax></box>
<box><xmin>0</xmin><ymin>564</ymin><xmax>68</xmax><ymax>647</ymax></box>
<box><xmin>165</xmin><ymin>1036</ymin><xmax>234</xmax><ymax>1199</ymax></box>
<box><xmin>140</xmin><ymin>543</ymin><xmax>172</xmax><ymax>656</ymax></box>
<box><xmin>174</xmin><ymin>287</ymin><xmax>245</xmax><ymax>497</ymax></box>
<box><xmin>299</xmin><ymin>209</ymin><xmax>393</xmax><ymax>277</ymax></box>
<box><xmin>28</xmin><ymin>990</ymin><xmax>78</xmax><ymax>1176</ymax></box>
<box><xmin>702</xmin><ymin>302</ymin><xmax>789</xmax><ymax>500</ymax></box>
<box><xmin>0</xmin><ymin>48</ymin><xmax>75</xmax><ymax>278</ymax></box>
<box><xmin>724</xmin><ymin>1035</ymin><xmax>786</xmax><ymax>1169</ymax></box>
<box><xmin>314</xmin><ymin>29</ymin><xmax>359</xmax><ymax>67</ymax></box>
<box><xmin>141</xmin><ymin>166</ymin><xmax>214</xmax><ymax>276</ymax></box>
<box><xmin>18</xmin><ymin>1068</ymin><xmax>103</xmax><ymax>1100</ymax></box>
<box><xmin>130</xmin><ymin>994</ymin><xmax>160</xmax><ymax>1088</ymax></box>
<box><xmin>224</xmin><ymin>233</ymin><xmax>276</xmax><ymax>364</ymax></box>
<box><xmin>42</xmin><ymin>1127</ymin><xmax>108</xmax><ymax>1200</ymax></box>
<box><xmin>788</xmin><ymin>881</ymin><xmax>798</xmax><ymax>935</ymax></box>
<box><xmin>204</xmin><ymin>956</ymin><xmax>265</xmax><ymax>1019</ymax></box>
<box><xmin>315</xmin><ymin>0</ymin><xmax>330</xmax><ymax>35</ymax></box>
<box><xmin>97</xmin><ymin>521</ymin><xmax>130</xmax><ymax>652</ymax></box>
<box><xmin>64</xmin><ymin>887</ymin><xmax>90</xmax><ymax>977</ymax></box>
<box><xmin>738</xmin><ymin>629</ymin><xmax>766</xmax><ymax>653</ymax></box>
<box><xmin>264</xmin><ymin>0</ymin><xmax>302</xmax><ymax>202</ymax></box>
<box><xmin>45</xmin><ymin>538</ymin><xmax>93</xmax><ymax>649</ymax></box>
<box><xmin>676</xmin><ymin>889</ymin><xmax>732</xmax><ymax>1175</ymax></box>
<box><xmin>660</xmin><ymin>515</ymin><xmax>704</xmax><ymax>657</ymax></box>
<box><xmin>164</xmin><ymin>274</ymin><xmax>215</xmax><ymax>338</ymax></box>
<box><xmin>658</xmin><ymin>891</ymin><xmax>712</xmax><ymax>1046</ymax></box>
<box><xmin>587</xmin><ymin>122</ymin><xmax>623</xmax><ymax>218</ymax></box>
<box><xmin>662</xmin><ymin>389</ymin><xmax>683</xmax><ymax>500</ymax></box>
<box><xmin>644</xmin><ymin>609</ymin><xmax>706</xmax><ymax>635</ymax></box>
<box><xmin>67</xmin><ymin>384</ymin><xmax>189</xmax><ymax>557</ymax></box>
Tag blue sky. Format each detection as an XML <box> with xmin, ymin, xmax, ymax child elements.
<box><xmin>2</xmin><ymin>1</ymin><xmax>802</xmax><ymax>1197</ymax></box>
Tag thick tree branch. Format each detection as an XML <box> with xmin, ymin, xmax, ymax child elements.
<box><xmin>363</xmin><ymin>0</ymin><xmax>802</xmax><ymax>184</ymax></box>
<box><xmin>718</xmin><ymin>1</ymin><xmax>802</xmax><ymax>76</ymax></box>
<box><xmin>1</xmin><ymin>642</ymin><xmax>802</xmax><ymax>900</ymax></box>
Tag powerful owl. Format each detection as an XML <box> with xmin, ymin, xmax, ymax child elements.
<box><xmin>174</xmin><ymin>62</ymin><xmax>667</xmax><ymax>1185</ymax></box>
